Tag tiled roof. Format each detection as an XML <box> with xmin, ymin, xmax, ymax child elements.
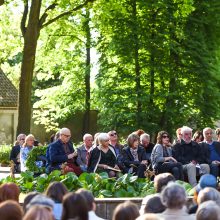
<box><xmin>0</xmin><ymin>69</ymin><xmax>18</xmax><ymax>107</ymax></box>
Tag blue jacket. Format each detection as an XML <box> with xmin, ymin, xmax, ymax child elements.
<box><xmin>46</xmin><ymin>139</ymin><xmax>74</xmax><ymax>172</ymax></box>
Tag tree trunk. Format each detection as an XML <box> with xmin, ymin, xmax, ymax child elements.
<box><xmin>82</xmin><ymin>8</ymin><xmax>91</xmax><ymax>136</ymax></box>
<box><xmin>17</xmin><ymin>0</ymin><xmax>41</xmax><ymax>135</ymax></box>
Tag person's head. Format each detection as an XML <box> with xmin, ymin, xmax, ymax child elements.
<box><xmin>156</xmin><ymin>131</ymin><xmax>170</xmax><ymax>145</ymax></box>
<box><xmin>203</xmin><ymin>127</ymin><xmax>213</xmax><ymax>142</ymax></box>
<box><xmin>0</xmin><ymin>200</ymin><xmax>23</xmax><ymax>220</ymax></box>
<box><xmin>215</xmin><ymin>128</ymin><xmax>220</xmax><ymax>139</ymax></box>
<box><xmin>23</xmin><ymin>192</ymin><xmax>40</xmax><ymax>213</ymax></box>
<box><xmin>83</xmin><ymin>134</ymin><xmax>93</xmax><ymax>149</ymax></box>
<box><xmin>176</xmin><ymin>128</ymin><xmax>182</xmax><ymax>140</ymax></box>
<box><xmin>144</xmin><ymin>195</ymin><xmax>166</xmax><ymax>214</ymax></box>
<box><xmin>23</xmin><ymin>205</ymin><xmax>54</xmax><ymax>220</ymax></box>
<box><xmin>181</xmin><ymin>126</ymin><xmax>192</xmax><ymax>144</ymax></box>
<box><xmin>196</xmin><ymin>174</ymin><xmax>217</xmax><ymax>193</ymax></box>
<box><xmin>196</xmin><ymin>201</ymin><xmax>220</xmax><ymax>220</ymax></box>
<box><xmin>154</xmin><ymin>173</ymin><xmax>175</xmax><ymax>193</ymax></box>
<box><xmin>97</xmin><ymin>133</ymin><xmax>109</xmax><ymax>148</ymax></box>
<box><xmin>17</xmin><ymin>134</ymin><xmax>26</xmax><ymax>146</ymax></box>
<box><xmin>161</xmin><ymin>182</ymin><xmax>186</xmax><ymax>209</ymax></box>
<box><xmin>127</xmin><ymin>133</ymin><xmax>139</xmax><ymax>149</ymax></box>
<box><xmin>108</xmin><ymin>130</ymin><xmax>118</xmax><ymax>143</ymax></box>
<box><xmin>23</xmin><ymin>134</ymin><xmax>35</xmax><ymax>147</ymax></box>
<box><xmin>136</xmin><ymin>213</ymin><xmax>161</xmax><ymax>220</ymax></box>
<box><xmin>192</xmin><ymin>131</ymin><xmax>203</xmax><ymax>143</ymax></box>
<box><xmin>112</xmin><ymin>201</ymin><xmax>139</xmax><ymax>220</ymax></box>
<box><xmin>26</xmin><ymin>194</ymin><xmax>54</xmax><ymax>211</ymax></box>
<box><xmin>134</xmin><ymin>129</ymin><xmax>145</xmax><ymax>137</ymax></box>
<box><xmin>62</xmin><ymin>192</ymin><xmax>88</xmax><ymax>220</ymax></box>
<box><xmin>45</xmin><ymin>181</ymin><xmax>68</xmax><ymax>203</ymax></box>
<box><xmin>197</xmin><ymin>187</ymin><xmax>220</xmax><ymax>205</ymax></box>
<box><xmin>0</xmin><ymin>183</ymin><xmax>20</xmax><ymax>203</ymax></box>
<box><xmin>59</xmin><ymin>128</ymin><xmax>71</xmax><ymax>144</ymax></box>
<box><xmin>76</xmin><ymin>188</ymin><xmax>95</xmax><ymax>211</ymax></box>
<box><xmin>140</xmin><ymin>133</ymin><xmax>150</xmax><ymax>147</ymax></box>
<box><xmin>94</xmin><ymin>132</ymin><xmax>100</xmax><ymax>146</ymax></box>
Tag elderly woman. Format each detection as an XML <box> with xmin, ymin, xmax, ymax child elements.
<box><xmin>20</xmin><ymin>134</ymin><xmax>35</xmax><ymax>172</ymax></box>
<box><xmin>151</xmin><ymin>131</ymin><xmax>183</xmax><ymax>180</ymax></box>
<box><xmin>87</xmin><ymin>133</ymin><xmax>119</xmax><ymax>177</ymax></box>
<box><xmin>159</xmin><ymin>182</ymin><xmax>195</xmax><ymax>220</ymax></box>
<box><xmin>122</xmin><ymin>133</ymin><xmax>148</xmax><ymax>178</ymax></box>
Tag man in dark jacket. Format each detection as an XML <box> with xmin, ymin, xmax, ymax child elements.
<box><xmin>173</xmin><ymin>126</ymin><xmax>210</xmax><ymax>187</ymax></box>
<box><xmin>46</xmin><ymin>128</ymin><xmax>82</xmax><ymax>175</ymax></box>
<box><xmin>122</xmin><ymin>133</ymin><xmax>148</xmax><ymax>178</ymax></box>
<box><xmin>199</xmin><ymin>127</ymin><xmax>220</xmax><ymax>177</ymax></box>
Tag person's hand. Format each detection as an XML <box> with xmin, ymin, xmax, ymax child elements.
<box><xmin>67</xmin><ymin>153</ymin><xmax>74</xmax><ymax>159</ymax></box>
<box><xmin>170</xmin><ymin>157</ymin><xmax>177</xmax><ymax>163</ymax></box>
<box><xmin>73</xmin><ymin>151</ymin><xmax>78</xmax><ymax>157</ymax></box>
<box><xmin>141</xmin><ymin>160</ymin><xmax>148</xmax><ymax>165</ymax></box>
<box><xmin>114</xmin><ymin>165</ymin><xmax>120</xmax><ymax>170</ymax></box>
<box><xmin>191</xmin><ymin>160</ymin><xmax>196</xmax><ymax>165</ymax></box>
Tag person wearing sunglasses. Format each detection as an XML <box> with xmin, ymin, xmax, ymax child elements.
<box><xmin>151</xmin><ymin>131</ymin><xmax>183</xmax><ymax>181</ymax></box>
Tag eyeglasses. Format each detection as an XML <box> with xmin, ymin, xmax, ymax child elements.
<box><xmin>110</xmin><ymin>132</ymin><xmax>117</xmax><ymax>136</ymax></box>
<box><xmin>162</xmin><ymin>135</ymin><xmax>169</xmax><ymax>138</ymax></box>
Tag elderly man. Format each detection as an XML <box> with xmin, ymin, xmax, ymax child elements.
<box><xmin>9</xmin><ymin>133</ymin><xmax>26</xmax><ymax>172</ymax></box>
<box><xmin>140</xmin><ymin>133</ymin><xmax>154</xmax><ymax>162</ymax></box>
<box><xmin>76</xmin><ymin>134</ymin><xmax>93</xmax><ymax>172</ymax></box>
<box><xmin>173</xmin><ymin>126</ymin><xmax>210</xmax><ymax>187</ymax></box>
<box><xmin>199</xmin><ymin>127</ymin><xmax>220</xmax><ymax>177</ymax></box>
<box><xmin>46</xmin><ymin>128</ymin><xmax>82</xmax><ymax>175</ymax></box>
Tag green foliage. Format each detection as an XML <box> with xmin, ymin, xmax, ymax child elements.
<box><xmin>0</xmin><ymin>145</ymin><xmax>11</xmax><ymax>165</ymax></box>
<box><xmin>26</xmin><ymin>146</ymin><xmax>47</xmax><ymax>173</ymax></box>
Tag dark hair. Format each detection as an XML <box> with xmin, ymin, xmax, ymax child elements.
<box><xmin>0</xmin><ymin>200</ymin><xmax>23</xmax><ymax>220</ymax></box>
<box><xmin>192</xmin><ymin>131</ymin><xmax>203</xmax><ymax>142</ymax></box>
<box><xmin>144</xmin><ymin>195</ymin><xmax>166</xmax><ymax>213</ymax></box>
<box><xmin>23</xmin><ymin>192</ymin><xmax>40</xmax><ymax>213</ymax></box>
<box><xmin>45</xmin><ymin>181</ymin><xmax>68</xmax><ymax>203</ymax></box>
<box><xmin>154</xmin><ymin>173</ymin><xmax>175</xmax><ymax>193</ymax></box>
<box><xmin>112</xmin><ymin>201</ymin><xmax>139</xmax><ymax>220</ymax></box>
<box><xmin>0</xmin><ymin>183</ymin><xmax>20</xmax><ymax>203</ymax></box>
<box><xmin>215</xmin><ymin>128</ymin><xmax>220</xmax><ymax>136</ymax></box>
<box><xmin>127</xmin><ymin>133</ymin><xmax>140</xmax><ymax>148</ymax></box>
<box><xmin>76</xmin><ymin>189</ymin><xmax>94</xmax><ymax>211</ymax></box>
<box><xmin>62</xmin><ymin>192</ymin><xmax>88</xmax><ymax>220</ymax></box>
<box><xmin>156</xmin><ymin>131</ymin><xmax>169</xmax><ymax>145</ymax></box>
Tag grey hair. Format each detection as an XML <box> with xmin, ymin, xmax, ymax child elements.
<box><xmin>140</xmin><ymin>133</ymin><xmax>150</xmax><ymax>142</ymax></box>
<box><xmin>196</xmin><ymin>201</ymin><xmax>220</xmax><ymax>220</ymax></box>
<box><xmin>59</xmin><ymin>128</ymin><xmax>71</xmax><ymax>135</ymax></box>
<box><xmin>83</xmin><ymin>133</ymin><xmax>93</xmax><ymax>141</ymax></box>
<box><xmin>197</xmin><ymin>187</ymin><xmax>220</xmax><ymax>205</ymax></box>
<box><xmin>161</xmin><ymin>182</ymin><xmax>186</xmax><ymax>209</ymax></box>
<box><xmin>17</xmin><ymin>134</ymin><xmax>26</xmax><ymax>140</ymax></box>
<box><xmin>181</xmin><ymin>126</ymin><xmax>192</xmax><ymax>135</ymax></box>
<box><xmin>98</xmin><ymin>133</ymin><xmax>109</xmax><ymax>144</ymax></box>
<box><xmin>202</xmin><ymin>127</ymin><xmax>212</xmax><ymax>138</ymax></box>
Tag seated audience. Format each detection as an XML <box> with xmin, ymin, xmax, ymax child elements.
<box><xmin>77</xmin><ymin>134</ymin><xmax>93</xmax><ymax>172</ymax></box>
<box><xmin>20</xmin><ymin>134</ymin><xmax>35</xmax><ymax>172</ymax></box>
<box><xmin>88</xmin><ymin>133</ymin><xmax>119</xmax><ymax>177</ymax></box>
<box><xmin>173</xmin><ymin>126</ymin><xmax>210</xmax><ymax>187</ymax></box>
<box><xmin>140</xmin><ymin>173</ymin><xmax>175</xmax><ymax>215</ymax></box>
<box><xmin>46</xmin><ymin>128</ymin><xmax>82</xmax><ymax>175</ymax></box>
<box><xmin>76</xmin><ymin>188</ymin><xmax>104</xmax><ymax>220</ymax></box>
<box><xmin>62</xmin><ymin>192</ymin><xmax>88</xmax><ymax>220</ymax></box>
<box><xmin>196</xmin><ymin>201</ymin><xmax>220</xmax><ymax>220</ymax></box>
<box><xmin>45</xmin><ymin>181</ymin><xmax>68</xmax><ymax>220</ymax></box>
<box><xmin>140</xmin><ymin>133</ymin><xmax>155</xmax><ymax>162</ymax></box>
<box><xmin>23</xmin><ymin>205</ymin><xmax>54</xmax><ymax>220</ymax></box>
<box><xmin>0</xmin><ymin>183</ymin><xmax>20</xmax><ymax>203</ymax></box>
<box><xmin>112</xmin><ymin>201</ymin><xmax>140</xmax><ymax>220</ymax></box>
<box><xmin>9</xmin><ymin>133</ymin><xmax>26</xmax><ymax>173</ymax></box>
<box><xmin>159</xmin><ymin>182</ymin><xmax>195</xmax><ymax>220</ymax></box>
<box><xmin>151</xmin><ymin>131</ymin><xmax>183</xmax><ymax>180</ymax></box>
<box><xmin>122</xmin><ymin>133</ymin><xmax>148</xmax><ymax>178</ymax></box>
<box><xmin>0</xmin><ymin>200</ymin><xmax>23</xmax><ymax>220</ymax></box>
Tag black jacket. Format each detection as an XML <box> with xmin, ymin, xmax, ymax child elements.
<box><xmin>9</xmin><ymin>145</ymin><xmax>21</xmax><ymax>164</ymax></box>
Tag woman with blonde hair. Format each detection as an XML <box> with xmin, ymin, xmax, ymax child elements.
<box><xmin>20</xmin><ymin>134</ymin><xmax>35</xmax><ymax>172</ymax></box>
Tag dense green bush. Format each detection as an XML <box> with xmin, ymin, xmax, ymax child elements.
<box><xmin>0</xmin><ymin>145</ymin><xmax>11</xmax><ymax>166</ymax></box>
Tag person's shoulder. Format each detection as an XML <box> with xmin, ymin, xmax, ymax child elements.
<box><xmin>12</xmin><ymin>145</ymin><xmax>21</xmax><ymax>149</ymax></box>
<box><xmin>77</xmin><ymin>144</ymin><xmax>85</xmax><ymax>150</ymax></box>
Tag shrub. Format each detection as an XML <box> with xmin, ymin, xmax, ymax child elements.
<box><xmin>0</xmin><ymin>145</ymin><xmax>11</xmax><ymax>166</ymax></box>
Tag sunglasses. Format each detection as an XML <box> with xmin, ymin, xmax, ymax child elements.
<box><xmin>162</xmin><ymin>135</ymin><xmax>169</xmax><ymax>138</ymax></box>
<box><xmin>110</xmin><ymin>132</ymin><xmax>117</xmax><ymax>136</ymax></box>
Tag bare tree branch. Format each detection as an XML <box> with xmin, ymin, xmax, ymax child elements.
<box><xmin>39</xmin><ymin>3</ymin><xmax>57</xmax><ymax>29</ymax></box>
<box><xmin>20</xmin><ymin>0</ymin><xmax>29</xmax><ymax>37</ymax></box>
<box><xmin>41</xmin><ymin>0</ymin><xmax>95</xmax><ymax>28</ymax></box>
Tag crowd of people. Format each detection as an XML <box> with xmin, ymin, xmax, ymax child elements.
<box><xmin>1</xmin><ymin>172</ymin><xmax>220</xmax><ymax>219</ymax></box>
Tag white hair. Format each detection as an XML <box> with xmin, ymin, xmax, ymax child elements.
<box><xmin>59</xmin><ymin>127</ymin><xmax>71</xmax><ymax>135</ymax></box>
<box><xmin>140</xmin><ymin>133</ymin><xmax>150</xmax><ymax>142</ymax></box>
<box><xmin>83</xmin><ymin>133</ymin><xmax>93</xmax><ymax>141</ymax></box>
<box><xmin>203</xmin><ymin>127</ymin><xmax>212</xmax><ymax>138</ymax></box>
<box><xmin>98</xmin><ymin>133</ymin><xmax>109</xmax><ymax>143</ymax></box>
<box><xmin>181</xmin><ymin>126</ymin><xmax>192</xmax><ymax>135</ymax></box>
